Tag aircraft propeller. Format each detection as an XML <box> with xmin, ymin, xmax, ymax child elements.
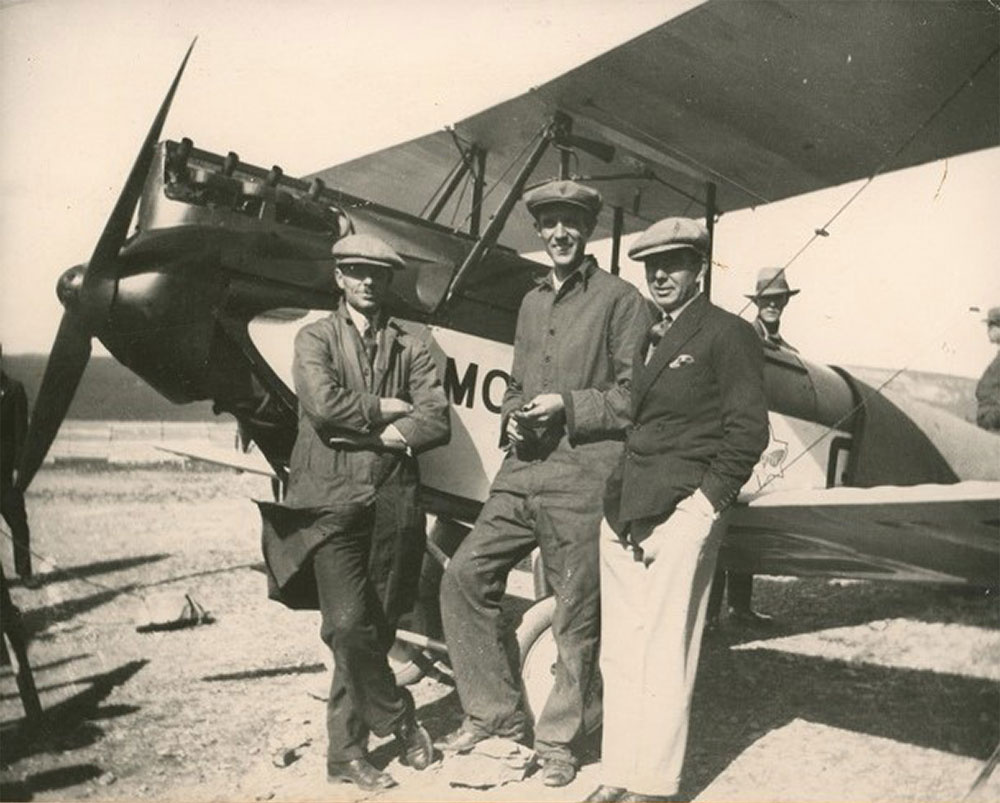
<box><xmin>15</xmin><ymin>40</ymin><xmax>196</xmax><ymax>492</ymax></box>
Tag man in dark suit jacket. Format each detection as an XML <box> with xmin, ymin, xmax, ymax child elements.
<box><xmin>586</xmin><ymin>218</ymin><xmax>769</xmax><ymax>803</ymax></box>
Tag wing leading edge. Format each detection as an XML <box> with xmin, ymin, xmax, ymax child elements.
<box><xmin>725</xmin><ymin>482</ymin><xmax>1000</xmax><ymax>586</ymax></box>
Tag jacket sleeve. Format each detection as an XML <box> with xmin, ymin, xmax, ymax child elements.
<box><xmin>565</xmin><ymin>287</ymin><xmax>651</xmax><ymax>439</ymax></box>
<box><xmin>498</xmin><ymin>302</ymin><xmax>530</xmax><ymax>448</ymax></box>
<box><xmin>699</xmin><ymin>317</ymin><xmax>770</xmax><ymax>512</ymax></box>
<box><xmin>292</xmin><ymin>323</ymin><xmax>382</xmax><ymax>437</ymax></box>
<box><xmin>391</xmin><ymin>339</ymin><xmax>451</xmax><ymax>454</ymax></box>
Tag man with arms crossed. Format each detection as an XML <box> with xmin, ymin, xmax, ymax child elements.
<box><xmin>261</xmin><ymin>234</ymin><xmax>449</xmax><ymax>791</ymax></box>
<box><xmin>586</xmin><ymin>218</ymin><xmax>769</xmax><ymax>802</ymax></box>
<box><xmin>439</xmin><ymin>179</ymin><xmax>648</xmax><ymax>786</ymax></box>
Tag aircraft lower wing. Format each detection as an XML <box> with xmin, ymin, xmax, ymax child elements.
<box><xmin>313</xmin><ymin>0</ymin><xmax>999</xmax><ymax>253</ymax></box>
<box><xmin>154</xmin><ymin>443</ymin><xmax>277</xmax><ymax>478</ymax></box>
<box><xmin>724</xmin><ymin>482</ymin><xmax>1000</xmax><ymax>586</ymax></box>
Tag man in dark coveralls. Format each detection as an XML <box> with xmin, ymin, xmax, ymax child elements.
<box><xmin>259</xmin><ymin>234</ymin><xmax>450</xmax><ymax>791</ymax></box>
<box><xmin>438</xmin><ymin>179</ymin><xmax>648</xmax><ymax>787</ymax></box>
<box><xmin>586</xmin><ymin>218</ymin><xmax>769</xmax><ymax>803</ymax></box>
<box><xmin>1</xmin><ymin>370</ymin><xmax>32</xmax><ymax>582</ymax></box>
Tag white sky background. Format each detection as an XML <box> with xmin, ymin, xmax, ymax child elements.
<box><xmin>1</xmin><ymin>0</ymin><xmax>997</xmax><ymax>378</ymax></box>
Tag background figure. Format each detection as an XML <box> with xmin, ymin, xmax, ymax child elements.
<box><xmin>1</xmin><ymin>370</ymin><xmax>32</xmax><ymax>582</ymax></box>
<box><xmin>259</xmin><ymin>234</ymin><xmax>449</xmax><ymax>792</ymax></box>
<box><xmin>975</xmin><ymin>306</ymin><xmax>1000</xmax><ymax>433</ymax></box>
<box><xmin>708</xmin><ymin>266</ymin><xmax>798</xmax><ymax>628</ymax></box>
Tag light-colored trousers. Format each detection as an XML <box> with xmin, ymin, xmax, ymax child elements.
<box><xmin>598</xmin><ymin>509</ymin><xmax>725</xmax><ymax>796</ymax></box>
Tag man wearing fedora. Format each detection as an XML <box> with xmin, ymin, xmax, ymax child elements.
<box><xmin>708</xmin><ymin>266</ymin><xmax>797</xmax><ymax>628</ymax></box>
<box><xmin>747</xmin><ymin>265</ymin><xmax>799</xmax><ymax>352</ymax></box>
<box><xmin>586</xmin><ymin>218</ymin><xmax>768</xmax><ymax>803</ymax></box>
<box><xmin>259</xmin><ymin>234</ymin><xmax>449</xmax><ymax>791</ymax></box>
<box><xmin>976</xmin><ymin>306</ymin><xmax>1000</xmax><ymax>433</ymax></box>
<box><xmin>439</xmin><ymin>179</ymin><xmax>647</xmax><ymax>786</ymax></box>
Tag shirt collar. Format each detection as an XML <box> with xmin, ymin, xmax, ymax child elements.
<box><xmin>660</xmin><ymin>290</ymin><xmax>701</xmax><ymax>323</ymax></box>
<box><xmin>339</xmin><ymin>299</ymin><xmax>382</xmax><ymax>333</ymax></box>
<box><xmin>537</xmin><ymin>255</ymin><xmax>598</xmax><ymax>293</ymax></box>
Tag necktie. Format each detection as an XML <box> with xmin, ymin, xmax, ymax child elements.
<box><xmin>649</xmin><ymin>313</ymin><xmax>672</xmax><ymax>347</ymax></box>
<box><xmin>645</xmin><ymin>313</ymin><xmax>672</xmax><ymax>363</ymax></box>
<box><xmin>362</xmin><ymin>322</ymin><xmax>377</xmax><ymax>366</ymax></box>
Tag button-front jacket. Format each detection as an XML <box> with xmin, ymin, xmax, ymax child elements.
<box><xmin>605</xmin><ymin>293</ymin><xmax>769</xmax><ymax>538</ymax></box>
<box><xmin>261</xmin><ymin>300</ymin><xmax>450</xmax><ymax>614</ymax></box>
<box><xmin>492</xmin><ymin>256</ymin><xmax>650</xmax><ymax>494</ymax></box>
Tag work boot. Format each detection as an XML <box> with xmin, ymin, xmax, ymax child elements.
<box><xmin>434</xmin><ymin>726</ymin><xmax>489</xmax><ymax>754</ymax></box>
<box><xmin>542</xmin><ymin>757</ymin><xmax>576</xmax><ymax>787</ymax></box>
<box><xmin>327</xmin><ymin>757</ymin><xmax>397</xmax><ymax>791</ymax></box>
<box><xmin>396</xmin><ymin>716</ymin><xmax>434</xmax><ymax>769</ymax></box>
<box><xmin>728</xmin><ymin>605</ymin><xmax>774</xmax><ymax>627</ymax></box>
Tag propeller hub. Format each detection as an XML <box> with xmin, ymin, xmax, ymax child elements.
<box><xmin>56</xmin><ymin>264</ymin><xmax>86</xmax><ymax>310</ymax></box>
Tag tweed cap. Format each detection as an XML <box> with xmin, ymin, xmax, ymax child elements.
<box><xmin>332</xmin><ymin>234</ymin><xmax>405</xmax><ymax>270</ymax></box>
<box><xmin>523</xmin><ymin>179</ymin><xmax>602</xmax><ymax>220</ymax></box>
<box><xmin>986</xmin><ymin>306</ymin><xmax>1000</xmax><ymax>325</ymax></box>
<box><xmin>745</xmin><ymin>267</ymin><xmax>800</xmax><ymax>299</ymax></box>
<box><xmin>628</xmin><ymin>217</ymin><xmax>709</xmax><ymax>261</ymax></box>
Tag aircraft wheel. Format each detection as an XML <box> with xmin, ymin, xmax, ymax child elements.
<box><xmin>515</xmin><ymin>596</ymin><xmax>602</xmax><ymax>734</ymax></box>
<box><xmin>389</xmin><ymin>641</ymin><xmax>425</xmax><ymax>686</ymax></box>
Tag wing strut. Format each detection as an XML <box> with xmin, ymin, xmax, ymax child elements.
<box><xmin>440</xmin><ymin>116</ymin><xmax>562</xmax><ymax>306</ymax></box>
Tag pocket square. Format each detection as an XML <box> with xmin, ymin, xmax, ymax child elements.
<box><xmin>668</xmin><ymin>354</ymin><xmax>695</xmax><ymax>369</ymax></box>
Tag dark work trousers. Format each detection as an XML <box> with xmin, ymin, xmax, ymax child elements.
<box><xmin>1</xmin><ymin>483</ymin><xmax>31</xmax><ymax>578</ymax></box>
<box><xmin>708</xmin><ymin>569</ymin><xmax>754</xmax><ymax>618</ymax></box>
<box><xmin>313</xmin><ymin>530</ymin><xmax>413</xmax><ymax>765</ymax></box>
<box><xmin>440</xmin><ymin>487</ymin><xmax>602</xmax><ymax>765</ymax></box>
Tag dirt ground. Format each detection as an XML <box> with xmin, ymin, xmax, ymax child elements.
<box><xmin>1</xmin><ymin>465</ymin><xmax>997</xmax><ymax>802</ymax></box>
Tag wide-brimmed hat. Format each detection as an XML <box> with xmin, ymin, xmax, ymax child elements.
<box><xmin>628</xmin><ymin>217</ymin><xmax>708</xmax><ymax>261</ymax></box>
<box><xmin>523</xmin><ymin>179</ymin><xmax>602</xmax><ymax>221</ymax></box>
<box><xmin>332</xmin><ymin>234</ymin><xmax>405</xmax><ymax>270</ymax></box>
<box><xmin>745</xmin><ymin>267</ymin><xmax>800</xmax><ymax>299</ymax></box>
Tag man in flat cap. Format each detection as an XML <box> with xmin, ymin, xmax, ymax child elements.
<box><xmin>976</xmin><ymin>306</ymin><xmax>1000</xmax><ymax>433</ymax></box>
<box><xmin>586</xmin><ymin>218</ymin><xmax>768</xmax><ymax>802</ymax></box>
<box><xmin>706</xmin><ymin>265</ymin><xmax>798</xmax><ymax>628</ymax></box>
<box><xmin>439</xmin><ymin>179</ymin><xmax>648</xmax><ymax>785</ymax></box>
<box><xmin>259</xmin><ymin>233</ymin><xmax>449</xmax><ymax>791</ymax></box>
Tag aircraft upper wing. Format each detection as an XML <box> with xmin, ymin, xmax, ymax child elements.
<box><xmin>311</xmin><ymin>0</ymin><xmax>999</xmax><ymax>253</ymax></box>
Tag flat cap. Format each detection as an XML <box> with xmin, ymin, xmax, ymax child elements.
<box><xmin>628</xmin><ymin>217</ymin><xmax>708</xmax><ymax>261</ymax></box>
<box><xmin>332</xmin><ymin>234</ymin><xmax>405</xmax><ymax>270</ymax></box>
<box><xmin>746</xmin><ymin>266</ymin><xmax>800</xmax><ymax>299</ymax></box>
<box><xmin>986</xmin><ymin>306</ymin><xmax>1000</xmax><ymax>325</ymax></box>
<box><xmin>523</xmin><ymin>179</ymin><xmax>602</xmax><ymax>220</ymax></box>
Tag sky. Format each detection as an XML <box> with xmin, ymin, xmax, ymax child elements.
<box><xmin>1</xmin><ymin>0</ymin><xmax>998</xmax><ymax>379</ymax></box>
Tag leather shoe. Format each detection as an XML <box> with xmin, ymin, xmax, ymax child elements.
<box><xmin>542</xmin><ymin>758</ymin><xmax>576</xmax><ymax>787</ymax></box>
<box><xmin>584</xmin><ymin>784</ymin><xmax>628</xmax><ymax>801</ymax></box>
<box><xmin>396</xmin><ymin>717</ymin><xmax>434</xmax><ymax>770</ymax></box>
<box><xmin>434</xmin><ymin>726</ymin><xmax>488</xmax><ymax>754</ymax></box>
<box><xmin>729</xmin><ymin>606</ymin><xmax>774</xmax><ymax>627</ymax></box>
<box><xmin>326</xmin><ymin>758</ymin><xmax>397</xmax><ymax>791</ymax></box>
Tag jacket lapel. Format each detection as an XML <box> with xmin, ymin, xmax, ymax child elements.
<box><xmin>373</xmin><ymin>320</ymin><xmax>400</xmax><ymax>394</ymax></box>
<box><xmin>633</xmin><ymin>294</ymin><xmax>709</xmax><ymax>411</ymax></box>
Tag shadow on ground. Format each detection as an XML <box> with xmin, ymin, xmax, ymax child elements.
<box><xmin>0</xmin><ymin>659</ymin><xmax>148</xmax><ymax>765</ymax></box>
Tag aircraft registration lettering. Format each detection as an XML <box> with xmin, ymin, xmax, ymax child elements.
<box><xmin>444</xmin><ymin>358</ymin><xmax>511</xmax><ymax>414</ymax></box>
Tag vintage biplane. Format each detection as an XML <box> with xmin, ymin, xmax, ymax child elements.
<box><xmin>13</xmin><ymin>1</ymin><xmax>1000</xmax><ymax>709</ymax></box>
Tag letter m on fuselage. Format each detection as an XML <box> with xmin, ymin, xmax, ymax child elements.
<box><xmin>445</xmin><ymin>358</ymin><xmax>478</xmax><ymax>408</ymax></box>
